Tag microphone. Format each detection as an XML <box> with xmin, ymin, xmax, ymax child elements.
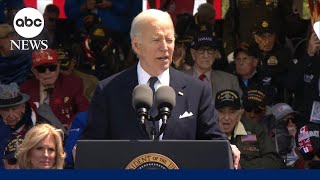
<box><xmin>132</xmin><ymin>84</ymin><xmax>153</xmax><ymax>125</ymax></box>
<box><xmin>155</xmin><ymin>86</ymin><xmax>176</xmax><ymax>135</ymax></box>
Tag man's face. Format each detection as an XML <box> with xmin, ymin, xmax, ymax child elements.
<box><xmin>217</xmin><ymin>107</ymin><xmax>243</xmax><ymax>136</ymax></box>
<box><xmin>132</xmin><ymin>17</ymin><xmax>175</xmax><ymax>76</ymax></box>
<box><xmin>254</xmin><ymin>33</ymin><xmax>276</xmax><ymax>52</ymax></box>
<box><xmin>235</xmin><ymin>52</ymin><xmax>258</xmax><ymax>79</ymax></box>
<box><xmin>44</xmin><ymin>12</ymin><xmax>58</xmax><ymax>31</ymax></box>
<box><xmin>173</xmin><ymin>42</ymin><xmax>185</xmax><ymax>60</ymax></box>
<box><xmin>191</xmin><ymin>46</ymin><xmax>217</xmax><ymax>72</ymax></box>
<box><xmin>0</xmin><ymin>33</ymin><xmax>17</xmax><ymax>56</ymax></box>
<box><xmin>33</xmin><ymin>63</ymin><xmax>60</xmax><ymax>87</ymax></box>
<box><xmin>198</xmin><ymin>10</ymin><xmax>215</xmax><ymax>25</ymax></box>
<box><xmin>0</xmin><ymin>103</ymin><xmax>26</xmax><ymax>128</ymax></box>
<box><xmin>59</xmin><ymin>59</ymin><xmax>75</xmax><ymax>76</ymax></box>
<box><xmin>243</xmin><ymin>107</ymin><xmax>266</xmax><ymax>123</ymax></box>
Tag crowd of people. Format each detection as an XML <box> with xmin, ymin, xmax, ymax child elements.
<box><xmin>0</xmin><ymin>0</ymin><xmax>319</xmax><ymax>169</ymax></box>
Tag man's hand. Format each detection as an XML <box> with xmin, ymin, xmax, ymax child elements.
<box><xmin>231</xmin><ymin>144</ymin><xmax>241</xmax><ymax>169</ymax></box>
<box><xmin>307</xmin><ymin>32</ymin><xmax>320</xmax><ymax>57</ymax></box>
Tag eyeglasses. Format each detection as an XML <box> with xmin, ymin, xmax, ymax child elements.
<box><xmin>284</xmin><ymin>117</ymin><xmax>297</xmax><ymax>124</ymax></box>
<box><xmin>244</xmin><ymin>107</ymin><xmax>264</xmax><ymax>114</ymax></box>
<box><xmin>7</xmin><ymin>158</ymin><xmax>17</xmax><ymax>165</ymax></box>
<box><xmin>35</xmin><ymin>64</ymin><xmax>57</xmax><ymax>73</ymax></box>
<box><xmin>196</xmin><ymin>48</ymin><xmax>215</xmax><ymax>55</ymax></box>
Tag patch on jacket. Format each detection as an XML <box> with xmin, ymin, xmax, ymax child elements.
<box><xmin>241</xmin><ymin>134</ymin><xmax>257</xmax><ymax>142</ymax></box>
<box><xmin>304</xmin><ymin>74</ymin><xmax>314</xmax><ymax>83</ymax></box>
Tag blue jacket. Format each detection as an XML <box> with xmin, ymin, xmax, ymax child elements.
<box><xmin>0</xmin><ymin>120</ymin><xmax>11</xmax><ymax>169</ymax></box>
<box><xmin>64</xmin><ymin>111</ymin><xmax>88</xmax><ymax>167</ymax></box>
<box><xmin>64</xmin><ymin>0</ymin><xmax>137</xmax><ymax>33</ymax></box>
<box><xmin>0</xmin><ymin>51</ymin><xmax>32</xmax><ymax>85</ymax></box>
<box><xmin>0</xmin><ymin>0</ymin><xmax>24</xmax><ymax>23</ymax></box>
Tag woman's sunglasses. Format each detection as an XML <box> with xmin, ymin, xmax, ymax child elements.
<box><xmin>35</xmin><ymin>64</ymin><xmax>57</xmax><ymax>73</ymax></box>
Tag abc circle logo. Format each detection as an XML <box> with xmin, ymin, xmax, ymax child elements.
<box><xmin>13</xmin><ymin>8</ymin><xmax>44</xmax><ymax>38</ymax></box>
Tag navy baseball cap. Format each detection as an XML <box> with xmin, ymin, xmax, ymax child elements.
<box><xmin>190</xmin><ymin>32</ymin><xmax>220</xmax><ymax>49</ymax></box>
<box><xmin>215</xmin><ymin>89</ymin><xmax>241</xmax><ymax>110</ymax></box>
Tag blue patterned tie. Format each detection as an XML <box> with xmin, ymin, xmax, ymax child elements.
<box><xmin>149</xmin><ymin>77</ymin><xmax>159</xmax><ymax>138</ymax></box>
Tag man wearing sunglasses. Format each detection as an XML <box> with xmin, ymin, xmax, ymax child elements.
<box><xmin>57</xmin><ymin>47</ymin><xmax>98</xmax><ymax>101</ymax></box>
<box><xmin>269</xmin><ymin>103</ymin><xmax>301</xmax><ymax>168</ymax></box>
<box><xmin>242</xmin><ymin>89</ymin><xmax>268</xmax><ymax>123</ymax></box>
<box><xmin>185</xmin><ymin>32</ymin><xmax>242</xmax><ymax>100</ymax></box>
<box><xmin>20</xmin><ymin>49</ymin><xmax>89</xmax><ymax>129</ymax></box>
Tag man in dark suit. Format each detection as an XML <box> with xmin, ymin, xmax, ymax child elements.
<box><xmin>83</xmin><ymin>9</ymin><xmax>240</xmax><ymax>168</ymax></box>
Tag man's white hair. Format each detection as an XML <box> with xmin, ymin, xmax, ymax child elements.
<box><xmin>130</xmin><ymin>9</ymin><xmax>173</xmax><ymax>42</ymax></box>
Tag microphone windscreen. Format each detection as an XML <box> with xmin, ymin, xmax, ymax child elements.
<box><xmin>155</xmin><ymin>86</ymin><xmax>176</xmax><ymax>109</ymax></box>
<box><xmin>132</xmin><ymin>84</ymin><xmax>153</xmax><ymax>109</ymax></box>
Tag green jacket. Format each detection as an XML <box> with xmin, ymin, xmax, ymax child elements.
<box><xmin>73</xmin><ymin>70</ymin><xmax>98</xmax><ymax>101</ymax></box>
<box><xmin>229</xmin><ymin>118</ymin><xmax>285</xmax><ymax>169</ymax></box>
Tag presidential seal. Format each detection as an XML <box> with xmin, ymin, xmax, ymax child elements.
<box><xmin>125</xmin><ymin>153</ymin><xmax>179</xmax><ymax>169</ymax></box>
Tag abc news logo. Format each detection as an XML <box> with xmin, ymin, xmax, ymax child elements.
<box><xmin>10</xmin><ymin>8</ymin><xmax>48</xmax><ymax>50</ymax></box>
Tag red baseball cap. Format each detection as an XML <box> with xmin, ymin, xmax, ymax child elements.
<box><xmin>32</xmin><ymin>49</ymin><xmax>58</xmax><ymax>68</ymax></box>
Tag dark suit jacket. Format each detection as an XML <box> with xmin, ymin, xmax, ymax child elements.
<box><xmin>83</xmin><ymin>65</ymin><xmax>226</xmax><ymax>140</ymax></box>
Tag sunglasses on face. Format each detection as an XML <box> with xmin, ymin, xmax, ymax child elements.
<box><xmin>284</xmin><ymin>117</ymin><xmax>297</xmax><ymax>124</ymax></box>
<box><xmin>35</xmin><ymin>64</ymin><xmax>57</xmax><ymax>73</ymax></box>
<box><xmin>6</xmin><ymin>158</ymin><xmax>17</xmax><ymax>165</ymax></box>
<box><xmin>244</xmin><ymin>107</ymin><xmax>264</xmax><ymax>114</ymax></box>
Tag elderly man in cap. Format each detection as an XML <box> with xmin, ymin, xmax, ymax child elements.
<box><xmin>0</xmin><ymin>83</ymin><xmax>36</xmax><ymax>169</ymax></box>
<box><xmin>233</xmin><ymin>46</ymin><xmax>277</xmax><ymax>103</ymax></box>
<box><xmin>20</xmin><ymin>49</ymin><xmax>89</xmax><ymax>129</ymax></box>
<box><xmin>185</xmin><ymin>32</ymin><xmax>242</xmax><ymax>99</ymax></box>
<box><xmin>0</xmin><ymin>24</ymin><xmax>32</xmax><ymax>85</ymax></box>
<box><xmin>251</xmin><ymin>18</ymin><xmax>293</xmax><ymax>103</ymax></box>
<box><xmin>242</xmin><ymin>88</ymin><xmax>268</xmax><ymax>123</ymax></box>
<box><xmin>57</xmin><ymin>47</ymin><xmax>98</xmax><ymax>101</ymax></box>
<box><xmin>215</xmin><ymin>89</ymin><xmax>284</xmax><ymax>169</ymax></box>
<box><xmin>2</xmin><ymin>135</ymin><xmax>23</xmax><ymax>169</ymax></box>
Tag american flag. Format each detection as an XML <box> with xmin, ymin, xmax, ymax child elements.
<box><xmin>144</xmin><ymin>0</ymin><xmax>226</xmax><ymax>20</ymax></box>
<box><xmin>241</xmin><ymin>134</ymin><xmax>257</xmax><ymax>142</ymax></box>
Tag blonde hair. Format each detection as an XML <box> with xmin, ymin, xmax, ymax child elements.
<box><xmin>16</xmin><ymin>123</ymin><xmax>66</xmax><ymax>169</ymax></box>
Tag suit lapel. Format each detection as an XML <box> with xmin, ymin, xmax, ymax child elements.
<box><xmin>211</xmin><ymin>70</ymin><xmax>217</xmax><ymax>98</ymax></box>
<box><xmin>163</xmin><ymin>67</ymin><xmax>187</xmax><ymax>138</ymax></box>
<box><xmin>126</xmin><ymin>65</ymin><xmax>148</xmax><ymax>138</ymax></box>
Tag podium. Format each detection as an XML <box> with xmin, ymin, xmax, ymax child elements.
<box><xmin>74</xmin><ymin>140</ymin><xmax>233</xmax><ymax>169</ymax></box>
